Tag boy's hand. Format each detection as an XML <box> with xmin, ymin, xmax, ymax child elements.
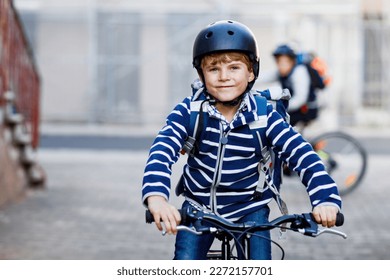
<box><xmin>312</xmin><ymin>205</ymin><xmax>339</xmax><ymax>228</ymax></box>
<box><xmin>147</xmin><ymin>196</ymin><xmax>181</xmax><ymax>235</ymax></box>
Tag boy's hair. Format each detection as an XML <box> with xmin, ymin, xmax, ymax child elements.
<box><xmin>200</xmin><ymin>52</ymin><xmax>253</xmax><ymax>73</ymax></box>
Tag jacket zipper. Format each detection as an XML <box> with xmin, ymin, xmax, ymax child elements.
<box><xmin>210</xmin><ymin>123</ymin><xmax>229</xmax><ymax>213</ymax></box>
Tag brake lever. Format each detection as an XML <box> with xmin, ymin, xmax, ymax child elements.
<box><xmin>161</xmin><ymin>225</ymin><xmax>201</xmax><ymax>236</ymax></box>
<box><xmin>296</xmin><ymin>225</ymin><xmax>347</xmax><ymax>239</ymax></box>
<box><xmin>162</xmin><ymin>225</ymin><xmax>218</xmax><ymax>236</ymax></box>
<box><xmin>291</xmin><ymin>213</ymin><xmax>346</xmax><ymax>239</ymax></box>
<box><xmin>314</xmin><ymin>228</ymin><xmax>348</xmax><ymax>239</ymax></box>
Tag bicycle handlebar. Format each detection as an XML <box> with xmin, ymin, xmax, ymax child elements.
<box><xmin>145</xmin><ymin>205</ymin><xmax>346</xmax><ymax>239</ymax></box>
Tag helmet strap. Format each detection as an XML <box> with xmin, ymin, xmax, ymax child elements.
<box><xmin>218</xmin><ymin>94</ymin><xmax>245</xmax><ymax>107</ymax></box>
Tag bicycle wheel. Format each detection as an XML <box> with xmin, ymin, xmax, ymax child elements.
<box><xmin>310</xmin><ymin>131</ymin><xmax>368</xmax><ymax>196</ymax></box>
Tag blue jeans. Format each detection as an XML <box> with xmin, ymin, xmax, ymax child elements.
<box><xmin>173</xmin><ymin>201</ymin><xmax>271</xmax><ymax>260</ymax></box>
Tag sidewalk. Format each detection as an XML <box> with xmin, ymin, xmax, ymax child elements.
<box><xmin>1</xmin><ymin>148</ymin><xmax>389</xmax><ymax>259</ymax></box>
<box><xmin>0</xmin><ymin>122</ymin><xmax>389</xmax><ymax>259</ymax></box>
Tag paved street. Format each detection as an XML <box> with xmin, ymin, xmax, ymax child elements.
<box><xmin>0</xmin><ymin>130</ymin><xmax>389</xmax><ymax>260</ymax></box>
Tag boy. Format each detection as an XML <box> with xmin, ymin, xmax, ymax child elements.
<box><xmin>263</xmin><ymin>44</ymin><xmax>319</xmax><ymax>127</ymax></box>
<box><xmin>142</xmin><ymin>20</ymin><xmax>341</xmax><ymax>260</ymax></box>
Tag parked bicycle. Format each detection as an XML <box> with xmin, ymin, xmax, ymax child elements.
<box><xmin>145</xmin><ymin>204</ymin><xmax>346</xmax><ymax>260</ymax></box>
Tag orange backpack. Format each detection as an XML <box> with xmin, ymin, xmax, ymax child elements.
<box><xmin>297</xmin><ymin>52</ymin><xmax>331</xmax><ymax>89</ymax></box>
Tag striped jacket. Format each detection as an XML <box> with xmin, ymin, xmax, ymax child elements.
<box><xmin>142</xmin><ymin>90</ymin><xmax>342</xmax><ymax>221</ymax></box>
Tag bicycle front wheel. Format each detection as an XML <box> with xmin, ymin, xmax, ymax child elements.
<box><xmin>310</xmin><ymin>131</ymin><xmax>368</xmax><ymax>196</ymax></box>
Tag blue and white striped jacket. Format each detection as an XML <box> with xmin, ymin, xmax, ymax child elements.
<box><xmin>142</xmin><ymin>90</ymin><xmax>342</xmax><ymax>221</ymax></box>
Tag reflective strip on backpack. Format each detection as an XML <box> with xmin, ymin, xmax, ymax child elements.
<box><xmin>249</xmin><ymin>115</ymin><xmax>267</xmax><ymax>129</ymax></box>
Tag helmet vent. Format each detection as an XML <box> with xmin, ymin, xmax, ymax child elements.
<box><xmin>205</xmin><ymin>31</ymin><xmax>213</xmax><ymax>39</ymax></box>
<box><xmin>227</xmin><ymin>30</ymin><xmax>234</xmax><ymax>35</ymax></box>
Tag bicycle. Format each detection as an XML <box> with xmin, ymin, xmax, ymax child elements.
<box><xmin>287</xmin><ymin>104</ymin><xmax>368</xmax><ymax>197</ymax></box>
<box><xmin>308</xmin><ymin>131</ymin><xmax>367</xmax><ymax>196</ymax></box>
<box><xmin>145</xmin><ymin>204</ymin><xmax>346</xmax><ymax>260</ymax></box>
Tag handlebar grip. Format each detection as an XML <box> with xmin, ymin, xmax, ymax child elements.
<box><xmin>335</xmin><ymin>212</ymin><xmax>344</xmax><ymax>227</ymax></box>
<box><xmin>145</xmin><ymin>210</ymin><xmax>154</xmax><ymax>224</ymax></box>
<box><xmin>145</xmin><ymin>209</ymin><xmax>186</xmax><ymax>224</ymax></box>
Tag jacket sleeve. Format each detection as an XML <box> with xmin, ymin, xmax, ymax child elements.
<box><xmin>265</xmin><ymin>105</ymin><xmax>342</xmax><ymax>210</ymax></box>
<box><xmin>141</xmin><ymin>97</ymin><xmax>191</xmax><ymax>206</ymax></box>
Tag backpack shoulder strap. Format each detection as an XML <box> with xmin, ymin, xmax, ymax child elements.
<box><xmin>249</xmin><ymin>94</ymin><xmax>268</xmax><ymax>132</ymax></box>
<box><xmin>249</xmin><ymin>94</ymin><xmax>270</xmax><ymax>196</ymax></box>
<box><xmin>254</xmin><ymin>94</ymin><xmax>268</xmax><ymax>115</ymax></box>
<box><xmin>188</xmin><ymin>80</ymin><xmax>206</xmax><ymax>136</ymax></box>
<box><xmin>181</xmin><ymin>85</ymin><xmax>209</xmax><ymax>156</ymax></box>
<box><xmin>250</xmin><ymin>92</ymin><xmax>289</xmax><ymax>216</ymax></box>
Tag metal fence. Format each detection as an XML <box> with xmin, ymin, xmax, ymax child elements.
<box><xmin>0</xmin><ymin>0</ymin><xmax>40</xmax><ymax>148</ymax></box>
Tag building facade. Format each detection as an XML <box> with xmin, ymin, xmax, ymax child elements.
<box><xmin>14</xmin><ymin>0</ymin><xmax>390</xmax><ymax>129</ymax></box>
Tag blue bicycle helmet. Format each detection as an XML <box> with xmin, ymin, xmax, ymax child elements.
<box><xmin>192</xmin><ymin>20</ymin><xmax>260</xmax><ymax>90</ymax></box>
<box><xmin>272</xmin><ymin>44</ymin><xmax>296</xmax><ymax>58</ymax></box>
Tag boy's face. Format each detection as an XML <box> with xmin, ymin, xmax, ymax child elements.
<box><xmin>275</xmin><ymin>55</ymin><xmax>295</xmax><ymax>77</ymax></box>
<box><xmin>201</xmin><ymin>55</ymin><xmax>255</xmax><ymax>103</ymax></box>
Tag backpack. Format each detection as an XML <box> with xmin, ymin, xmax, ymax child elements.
<box><xmin>178</xmin><ymin>80</ymin><xmax>291</xmax><ymax>215</ymax></box>
<box><xmin>296</xmin><ymin>52</ymin><xmax>331</xmax><ymax>90</ymax></box>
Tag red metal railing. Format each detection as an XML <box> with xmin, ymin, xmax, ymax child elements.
<box><xmin>0</xmin><ymin>0</ymin><xmax>40</xmax><ymax>148</ymax></box>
